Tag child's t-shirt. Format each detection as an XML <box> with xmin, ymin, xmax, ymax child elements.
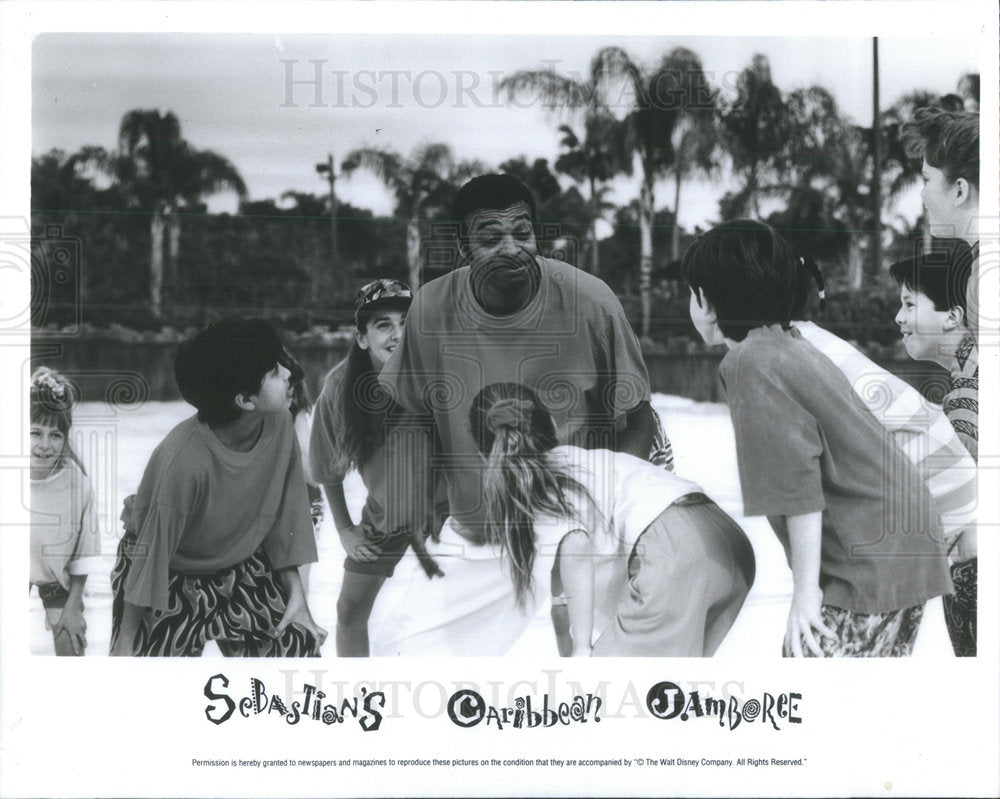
<box><xmin>719</xmin><ymin>325</ymin><xmax>952</xmax><ymax>615</ymax></box>
<box><xmin>532</xmin><ymin>445</ymin><xmax>703</xmax><ymax>635</ymax></box>
<box><xmin>30</xmin><ymin>459</ymin><xmax>100</xmax><ymax>589</ymax></box>
<box><xmin>793</xmin><ymin>320</ymin><xmax>977</xmax><ymax>543</ymax></box>
<box><xmin>124</xmin><ymin>413</ymin><xmax>317</xmax><ymax>612</ymax></box>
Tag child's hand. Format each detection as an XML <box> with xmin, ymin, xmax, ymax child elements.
<box><xmin>952</xmin><ymin>528</ymin><xmax>977</xmax><ymax>562</ymax></box>
<box><xmin>410</xmin><ymin>529</ymin><xmax>444</xmax><ymax>579</ymax></box>
<box><xmin>274</xmin><ymin>590</ymin><xmax>328</xmax><ymax>648</ymax></box>
<box><xmin>337</xmin><ymin>524</ymin><xmax>378</xmax><ymax>562</ymax></box>
<box><xmin>120</xmin><ymin>494</ymin><xmax>137</xmax><ymax>533</ymax></box>
<box><xmin>785</xmin><ymin>584</ymin><xmax>836</xmax><ymax>657</ymax></box>
<box><xmin>570</xmin><ymin>643</ymin><xmax>592</xmax><ymax>657</ymax></box>
<box><xmin>53</xmin><ymin>605</ymin><xmax>87</xmax><ymax>656</ymax></box>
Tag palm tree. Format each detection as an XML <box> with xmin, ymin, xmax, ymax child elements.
<box><xmin>720</xmin><ymin>54</ymin><xmax>790</xmax><ymax>219</ymax></box>
<box><xmin>340</xmin><ymin>143</ymin><xmax>485</xmax><ymax>289</ymax></box>
<box><xmin>553</xmin><ymin>115</ymin><xmax>630</xmax><ymax>276</ymax></box>
<box><xmin>78</xmin><ymin>110</ymin><xmax>247</xmax><ymax>316</ymax></box>
<box><xmin>503</xmin><ymin>46</ymin><xmax>708</xmax><ymax>339</ymax></box>
<box><xmin>648</xmin><ymin>47</ymin><xmax>722</xmax><ymax>262</ymax></box>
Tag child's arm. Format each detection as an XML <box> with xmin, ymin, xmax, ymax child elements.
<box><xmin>785</xmin><ymin>511</ymin><xmax>837</xmax><ymax>657</ymax></box>
<box><xmin>273</xmin><ymin>566</ymin><xmax>328</xmax><ymax>648</ymax></box>
<box><xmin>293</xmin><ymin>411</ymin><xmax>317</xmax><ymax>486</ymax></box>
<box><xmin>52</xmin><ymin>574</ymin><xmax>88</xmax><ymax>655</ymax></box>
<box><xmin>323</xmin><ymin>481</ymin><xmax>378</xmax><ymax>562</ymax></box>
<box><xmin>557</xmin><ymin>529</ymin><xmax>594</xmax><ymax>657</ymax></box>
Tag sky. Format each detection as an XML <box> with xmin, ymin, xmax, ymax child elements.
<box><xmin>32</xmin><ymin>32</ymin><xmax>980</xmax><ymax>229</ymax></box>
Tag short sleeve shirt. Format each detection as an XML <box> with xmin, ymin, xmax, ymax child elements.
<box><xmin>378</xmin><ymin>258</ymin><xmax>651</xmax><ymax>533</ymax></box>
<box><xmin>30</xmin><ymin>460</ymin><xmax>100</xmax><ymax>589</ymax></box>
<box><xmin>719</xmin><ymin>325</ymin><xmax>951</xmax><ymax>614</ymax></box>
<box><xmin>124</xmin><ymin>413</ymin><xmax>317</xmax><ymax>611</ymax></box>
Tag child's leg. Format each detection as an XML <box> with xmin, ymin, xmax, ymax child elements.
<box><xmin>781</xmin><ymin>604</ymin><xmax>924</xmax><ymax>657</ymax></box>
<box><xmin>336</xmin><ymin>570</ymin><xmax>387</xmax><ymax>657</ymax></box>
<box><xmin>555</xmin><ymin>530</ymin><xmax>595</xmax><ymax>657</ymax></box>
<box><xmin>214</xmin><ymin>550</ymin><xmax>319</xmax><ymax>657</ymax></box>
<box><xmin>331</xmin><ymin>528</ymin><xmax>409</xmax><ymax>656</ymax></box>
<box><xmin>592</xmin><ymin>496</ymin><xmax>753</xmax><ymax>657</ymax></box>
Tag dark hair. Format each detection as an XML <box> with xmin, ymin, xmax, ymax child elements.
<box><xmin>681</xmin><ymin>220</ymin><xmax>809</xmax><ymax>342</ymax></box>
<box><xmin>29</xmin><ymin>366</ymin><xmax>86</xmax><ymax>474</ymax></box>
<box><xmin>331</xmin><ymin>337</ymin><xmax>395</xmax><ymax>472</ymax></box>
<box><xmin>174</xmin><ymin>317</ymin><xmax>284</xmax><ymax>426</ymax></box>
<box><xmin>902</xmin><ymin>107</ymin><xmax>979</xmax><ymax>190</ymax></box>
<box><xmin>889</xmin><ymin>237</ymin><xmax>973</xmax><ymax>316</ymax></box>
<box><xmin>469</xmin><ymin>382</ymin><xmax>591</xmax><ymax>607</ymax></box>
<box><xmin>329</xmin><ymin>284</ymin><xmax>412</xmax><ymax>470</ymax></box>
<box><xmin>279</xmin><ymin>347</ymin><xmax>312</xmax><ymax>419</ymax></box>
<box><xmin>451</xmin><ymin>174</ymin><xmax>538</xmax><ymax>240</ymax></box>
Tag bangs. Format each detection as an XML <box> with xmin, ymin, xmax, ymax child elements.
<box><xmin>30</xmin><ymin>408</ymin><xmax>71</xmax><ymax>434</ymax></box>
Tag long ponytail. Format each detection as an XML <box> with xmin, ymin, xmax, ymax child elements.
<box><xmin>470</xmin><ymin>383</ymin><xmax>592</xmax><ymax>607</ymax></box>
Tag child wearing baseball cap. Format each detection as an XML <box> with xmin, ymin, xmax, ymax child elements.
<box><xmin>310</xmin><ymin>279</ymin><xmax>417</xmax><ymax>656</ymax></box>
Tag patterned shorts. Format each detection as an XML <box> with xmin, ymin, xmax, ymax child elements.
<box><xmin>110</xmin><ymin>532</ymin><xmax>320</xmax><ymax>657</ymax></box>
<box><xmin>943</xmin><ymin>558</ymin><xmax>976</xmax><ymax>657</ymax></box>
<box><xmin>782</xmin><ymin>603</ymin><xmax>924</xmax><ymax>658</ymax></box>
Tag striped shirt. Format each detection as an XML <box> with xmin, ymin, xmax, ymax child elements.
<box><xmin>794</xmin><ymin>321</ymin><xmax>977</xmax><ymax>545</ymax></box>
<box><xmin>944</xmin><ymin>333</ymin><xmax>978</xmax><ymax>462</ymax></box>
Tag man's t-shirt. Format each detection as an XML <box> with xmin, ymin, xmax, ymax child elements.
<box><xmin>720</xmin><ymin>325</ymin><xmax>952</xmax><ymax>615</ymax></box>
<box><xmin>379</xmin><ymin>257</ymin><xmax>651</xmax><ymax>535</ymax></box>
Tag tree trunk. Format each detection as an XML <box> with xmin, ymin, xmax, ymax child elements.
<box><xmin>846</xmin><ymin>235</ymin><xmax>864</xmax><ymax>290</ymax></box>
<box><xmin>588</xmin><ymin>175</ymin><xmax>600</xmax><ymax>278</ymax></box>
<box><xmin>406</xmin><ymin>216</ymin><xmax>422</xmax><ymax>290</ymax></box>
<box><xmin>638</xmin><ymin>178</ymin><xmax>654</xmax><ymax>341</ymax></box>
<box><xmin>166</xmin><ymin>211</ymin><xmax>180</xmax><ymax>309</ymax></box>
<box><xmin>671</xmin><ymin>169</ymin><xmax>683</xmax><ymax>262</ymax></box>
<box><xmin>149</xmin><ymin>210</ymin><xmax>165</xmax><ymax>318</ymax></box>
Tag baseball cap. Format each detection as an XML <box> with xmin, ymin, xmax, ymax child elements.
<box><xmin>354</xmin><ymin>278</ymin><xmax>412</xmax><ymax>326</ymax></box>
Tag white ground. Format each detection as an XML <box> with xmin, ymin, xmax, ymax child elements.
<box><xmin>28</xmin><ymin>395</ymin><xmax>952</xmax><ymax>658</ymax></box>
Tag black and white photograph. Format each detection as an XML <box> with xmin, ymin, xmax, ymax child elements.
<box><xmin>1</xmin><ymin>1</ymin><xmax>997</xmax><ymax>797</ymax></box>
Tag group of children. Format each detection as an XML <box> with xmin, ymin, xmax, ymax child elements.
<box><xmin>29</xmin><ymin>108</ymin><xmax>979</xmax><ymax>660</ymax></box>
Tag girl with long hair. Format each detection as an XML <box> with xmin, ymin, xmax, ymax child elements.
<box><xmin>309</xmin><ymin>279</ymin><xmax>415</xmax><ymax>656</ymax></box>
<box><xmin>470</xmin><ymin>382</ymin><xmax>755</xmax><ymax>657</ymax></box>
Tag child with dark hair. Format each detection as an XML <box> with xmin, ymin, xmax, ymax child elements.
<box><xmin>470</xmin><ymin>382</ymin><xmax>754</xmax><ymax>657</ymax></box>
<box><xmin>901</xmin><ymin>107</ymin><xmax>980</xmax><ymax>341</ymax></box>
<box><xmin>891</xmin><ymin>238</ymin><xmax>978</xmax><ymax>656</ymax></box>
<box><xmin>683</xmin><ymin>220</ymin><xmax>952</xmax><ymax>658</ymax></box>
<box><xmin>29</xmin><ymin>366</ymin><xmax>98</xmax><ymax>655</ymax></box>
<box><xmin>110</xmin><ymin>317</ymin><xmax>326</xmax><ymax>656</ymax></box>
<box><xmin>309</xmin><ymin>279</ymin><xmax>420</xmax><ymax>656</ymax></box>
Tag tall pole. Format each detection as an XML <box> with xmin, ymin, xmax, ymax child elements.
<box><xmin>871</xmin><ymin>37</ymin><xmax>882</xmax><ymax>281</ymax></box>
<box><xmin>316</xmin><ymin>152</ymin><xmax>339</xmax><ymax>266</ymax></box>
